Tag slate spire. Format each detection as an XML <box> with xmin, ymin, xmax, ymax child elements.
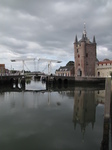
<box><xmin>82</xmin><ymin>33</ymin><xmax>85</xmax><ymax>41</ymax></box>
<box><xmin>75</xmin><ymin>35</ymin><xmax>78</xmax><ymax>43</ymax></box>
<box><xmin>93</xmin><ymin>35</ymin><xmax>96</xmax><ymax>43</ymax></box>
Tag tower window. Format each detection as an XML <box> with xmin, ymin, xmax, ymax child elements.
<box><xmin>86</xmin><ymin>53</ymin><xmax>88</xmax><ymax>57</ymax></box>
<box><xmin>78</xmin><ymin>54</ymin><xmax>80</xmax><ymax>58</ymax></box>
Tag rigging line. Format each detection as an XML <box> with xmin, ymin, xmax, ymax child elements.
<box><xmin>50</xmin><ymin>63</ymin><xmax>52</xmax><ymax>73</ymax></box>
<box><xmin>42</xmin><ymin>63</ymin><xmax>48</xmax><ymax>72</ymax></box>
<box><xmin>33</xmin><ymin>59</ymin><xmax>36</xmax><ymax>72</ymax></box>
<box><xmin>24</xmin><ymin>62</ymin><xmax>31</xmax><ymax>72</ymax></box>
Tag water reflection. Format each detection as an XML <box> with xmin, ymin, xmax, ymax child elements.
<box><xmin>73</xmin><ymin>89</ymin><xmax>105</xmax><ymax>141</ymax></box>
<box><xmin>73</xmin><ymin>90</ymin><xmax>96</xmax><ymax>135</ymax></box>
<box><xmin>0</xmin><ymin>80</ymin><xmax>111</xmax><ymax>150</ymax></box>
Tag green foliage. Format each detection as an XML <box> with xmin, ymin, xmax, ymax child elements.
<box><xmin>66</xmin><ymin>61</ymin><xmax>74</xmax><ymax>66</ymax></box>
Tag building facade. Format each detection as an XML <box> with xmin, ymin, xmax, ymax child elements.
<box><xmin>55</xmin><ymin>26</ymin><xmax>112</xmax><ymax>78</ymax></box>
<box><xmin>0</xmin><ymin>64</ymin><xmax>5</xmax><ymax>74</ymax></box>
<box><xmin>74</xmin><ymin>26</ymin><xmax>96</xmax><ymax>77</ymax></box>
<box><xmin>96</xmin><ymin>59</ymin><xmax>112</xmax><ymax>77</ymax></box>
<box><xmin>55</xmin><ymin>61</ymin><xmax>74</xmax><ymax>76</ymax></box>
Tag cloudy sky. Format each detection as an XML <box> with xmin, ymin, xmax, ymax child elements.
<box><xmin>0</xmin><ymin>0</ymin><xmax>112</xmax><ymax>73</ymax></box>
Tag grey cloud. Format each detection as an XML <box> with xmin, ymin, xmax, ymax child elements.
<box><xmin>0</xmin><ymin>0</ymin><xmax>112</xmax><ymax>71</ymax></box>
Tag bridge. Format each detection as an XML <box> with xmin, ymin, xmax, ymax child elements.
<box><xmin>11</xmin><ymin>57</ymin><xmax>61</xmax><ymax>75</ymax></box>
<box><xmin>46</xmin><ymin>75</ymin><xmax>106</xmax><ymax>85</ymax></box>
<box><xmin>0</xmin><ymin>75</ymin><xmax>25</xmax><ymax>89</ymax></box>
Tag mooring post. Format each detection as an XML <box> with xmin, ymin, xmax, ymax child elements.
<box><xmin>15</xmin><ymin>79</ymin><xmax>18</xmax><ymax>88</ymax></box>
<box><xmin>110</xmin><ymin>79</ymin><xmax>112</xmax><ymax>150</ymax></box>
<box><xmin>100</xmin><ymin>78</ymin><xmax>111</xmax><ymax>150</ymax></box>
<box><xmin>105</xmin><ymin>78</ymin><xmax>111</xmax><ymax>118</ymax></box>
<box><xmin>21</xmin><ymin>77</ymin><xmax>25</xmax><ymax>90</ymax></box>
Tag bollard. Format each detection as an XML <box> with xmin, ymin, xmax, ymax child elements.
<box><xmin>104</xmin><ymin>78</ymin><xmax>111</xmax><ymax>118</ymax></box>
<box><xmin>100</xmin><ymin>78</ymin><xmax>111</xmax><ymax>150</ymax></box>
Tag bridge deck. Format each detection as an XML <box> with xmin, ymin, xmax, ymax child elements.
<box><xmin>0</xmin><ymin>75</ymin><xmax>24</xmax><ymax>80</ymax></box>
<box><xmin>47</xmin><ymin>75</ymin><xmax>106</xmax><ymax>85</ymax></box>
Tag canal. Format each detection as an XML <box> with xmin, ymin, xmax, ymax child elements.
<box><xmin>0</xmin><ymin>79</ymin><xmax>111</xmax><ymax>150</ymax></box>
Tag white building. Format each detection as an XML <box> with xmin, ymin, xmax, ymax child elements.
<box><xmin>96</xmin><ymin>59</ymin><xmax>112</xmax><ymax>77</ymax></box>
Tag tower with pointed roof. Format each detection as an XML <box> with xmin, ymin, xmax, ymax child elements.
<box><xmin>74</xmin><ymin>24</ymin><xmax>96</xmax><ymax>77</ymax></box>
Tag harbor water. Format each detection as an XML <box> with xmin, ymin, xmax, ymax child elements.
<box><xmin>0</xmin><ymin>79</ymin><xmax>111</xmax><ymax>150</ymax></box>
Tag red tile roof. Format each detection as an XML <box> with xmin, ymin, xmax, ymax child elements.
<box><xmin>98</xmin><ymin>60</ymin><xmax>112</xmax><ymax>65</ymax></box>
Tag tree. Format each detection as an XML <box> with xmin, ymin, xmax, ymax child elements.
<box><xmin>66</xmin><ymin>61</ymin><xmax>74</xmax><ymax>66</ymax></box>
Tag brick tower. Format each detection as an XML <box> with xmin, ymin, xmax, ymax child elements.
<box><xmin>74</xmin><ymin>24</ymin><xmax>96</xmax><ymax>77</ymax></box>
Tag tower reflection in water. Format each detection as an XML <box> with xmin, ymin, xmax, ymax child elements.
<box><xmin>73</xmin><ymin>88</ymin><xmax>105</xmax><ymax>139</ymax></box>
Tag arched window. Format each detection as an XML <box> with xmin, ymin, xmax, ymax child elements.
<box><xmin>98</xmin><ymin>72</ymin><xmax>100</xmax><ymax>76</ymax></box>
<box><xmin>77</xmin><ymin>68</ymin><xmax>82</xmax><ymax>76</ymax></box>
